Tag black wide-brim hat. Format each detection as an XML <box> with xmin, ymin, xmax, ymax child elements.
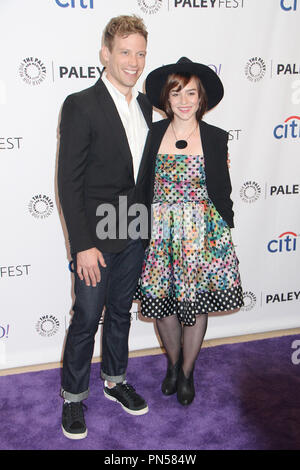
<box><xmin>145</xmin><ymin>57</ymin><xmax>224</xmax><ymax>111</ymax></box>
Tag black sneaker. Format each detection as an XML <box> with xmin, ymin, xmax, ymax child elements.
<box><xmin>62</xmin><ymin>402</ymin><xmax>88</xmax><ymax>440</ymax></box>
<box><xmin>103</xmin><ymin>382</ymin><xmax>149</xmax><ymax>416</ymax></box>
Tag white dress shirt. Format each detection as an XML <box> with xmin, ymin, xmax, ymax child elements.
<box><xmin>102</xmin><ymin>73</ymin><xmax>149</xmax><ymax>182</ymax></box>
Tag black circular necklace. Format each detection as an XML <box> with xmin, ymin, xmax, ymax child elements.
<box><xmin>171</xmin><ymin>123</ymin><xmax>198</xmax><ymax>149</ymax></box>
<box><xmin>175</xmin><ymin>139</ymin><xmax>188</xmax><ymax>149</ymax></box>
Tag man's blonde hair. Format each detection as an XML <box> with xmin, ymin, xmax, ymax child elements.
<box><xmin>103</xmin><ymin>15</ymin><xmax>148</xmax><ymax>51</ymax></box>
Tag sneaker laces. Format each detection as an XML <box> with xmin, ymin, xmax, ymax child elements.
<box><xmin>118</xmin><ymin>382</ymin><xmax>137</xmax><ymax>397</ymax></box>
<box><xmin>68</xmin><ymin>402</ymin><xmax>87</xmax><ymax>421</ymax></box>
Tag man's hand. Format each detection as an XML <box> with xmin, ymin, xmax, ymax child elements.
<box><xmin>76</xmin><ymin>247</ymin><xmax>107</xmax><ymax>287</ymax></box>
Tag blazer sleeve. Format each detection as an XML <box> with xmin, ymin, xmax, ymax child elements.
<box><xmin>57</xmin><ymin>95</ymin><xmax>95</xmax><ymax>254</ymax></box>
<box><xmin>214</xmin><ymin>131</ymin><xmax>234</xmax><ymax>228</ymax></box>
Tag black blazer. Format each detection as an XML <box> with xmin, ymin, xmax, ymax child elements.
<box><xmin>148</xmin><ymin>118</ymin><xmax>234</xmax><ymax>228</ymax></box>
<box><xmin>58</xmin><ymin>78</ymin><xmax>153</xmax><ymax>254</ymax></box>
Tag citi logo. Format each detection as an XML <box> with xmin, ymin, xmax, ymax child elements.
<box><xmin>68</xmin><ymin>259</ymin><xmax>74</xmax><ymax>272</ymax></box>
<box><xmin>280</xmin><ymin>0</ymin><xmax>298</xmax><ymax>11</ymax></box>
<box><xmin>267</xmin><ymin>231</ymin><xmax>298</xmax><ymax>253</ymax></box>
<box><xmin>273</xmin><ymin>115</ymin><xmax>300</xmax><ymax>139</ymax></box>
<box><xmin>55</xmin><ymin>0</ymin><xmax>94</xmax><ymax>8</ymax></box>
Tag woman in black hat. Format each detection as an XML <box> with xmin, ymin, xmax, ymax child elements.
<box><xmin>136</xmin><ymin>58</ymin><xmax>243</xmax><ymax>406</ymax></box>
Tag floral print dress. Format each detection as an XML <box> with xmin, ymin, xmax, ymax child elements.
<box><xmin>135</xmin><ymin>153</ymin><xmax>244</xmax><ymax>326</ymax></box>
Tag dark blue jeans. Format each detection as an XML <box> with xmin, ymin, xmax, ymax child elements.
<box><xmin>61</xmin><ymin>238</ymin><xmax>145</xmax><ymax>402</ymax></box>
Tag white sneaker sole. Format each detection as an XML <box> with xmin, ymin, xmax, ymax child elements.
<box><xmin>62</xmin><ymin>425</ymin><xmax>88</xmax><ymax>440</ymax></box>
<box><xmin>103</xmin><ymin>389</ymin><xmax>149</xmax><ymax>416</ymax></box>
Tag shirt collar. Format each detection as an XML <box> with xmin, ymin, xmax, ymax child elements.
<box><xmin>102</xmin><ymin>71</ymin><xmax>138</xmax><ymax>103</ymax></box>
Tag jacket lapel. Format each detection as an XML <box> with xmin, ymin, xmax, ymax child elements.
<box><xmin>136</xmin><ymin>118</ymin><xmax>170</xmax><ymax>185</ymax></box>
<box><xmin>199</xmin><ymin>120</ymin><xmax>213</xmax><ymax>177</ymax></box>
<box><xmin>134</xmin><ymin>93</ymin><xmax>152</xmax><ymax>185</ymax></box>
<box><xmin>153</xmin><ymin>119</ymin><xmax>170</xmax><ymax>155</ymax></box>
<box><xmin>137</xmin><ymin>93</ymin><xmax>152</xmax><ymax>129</ymax></box>
<box><xmin>94</xmin><ymin>78</ymin><xmax>134</xmax><ymax>179</ymax></box>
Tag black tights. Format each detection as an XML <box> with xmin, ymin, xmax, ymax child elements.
<box><xmin>156</xmin><ymin>313</ymin><xmax>208</xmax><ymax>377</ymax></box>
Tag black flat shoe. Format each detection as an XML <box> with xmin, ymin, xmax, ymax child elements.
<box><xmin>177</xmin><ymin>367</ymin><xmax>195</xmax><ymax>406</ymax></box>
<box><xmin>162</xmin><ymin>352</ymin><xmax>182</xmax><ymax>396</ymax></box>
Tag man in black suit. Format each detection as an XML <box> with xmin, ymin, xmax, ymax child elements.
<box><xmin>58</xmin><ymin>15</ymin><xmax>153</xmax><ymax>440</ymax></box>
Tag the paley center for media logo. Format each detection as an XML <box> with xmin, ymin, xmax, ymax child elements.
<box><xmin>138</xmin><ymin>0</ymin><xmax>245</xmax><ymax>13</ymax></box>
<box><xmin>57</xmin><ymin>65</ymin><xmax>103</xmax><ymax>79</ymax></box>
<box><xmin>245</xmin><ymin>57</ymin><xmax>266</xmax><ymax>82</ymax></box>
<box><xmin>265</xmin><ymin>289</ymin><xmax>300</xmax><ymax>304</ymax></box>
<box><xmin>171</xmin><ymin>0</ymin><xmax>245</xmax><ymax>9</ymax></box>
<box><xmin>273</xmin><ymin>62</ymin><xmax>300</xmax><ymax>77</ymax></box>
<box><xmin>19</xmin><ymin>57</ymin><xmax>47</xmax><ymax>86</ymax></box>
<box><xmin>36</xmin><ymin>315</ymin><xmax>60</xmax><ymax>337</ymax></box>
<box><xmin>269</xmin><ymin>183</ymin><xmax>299</xmax><ymax>197</ymax></box>
<box><xmin>137</xmin><ymin>0</ymin><xmax>163</xmax><ymax>14</ymax></box>
<box><xmin>28</xmin><ymin>194</ymin><xmax>54</xmax><ymax>219</ymax></box>
<box><xmin>241</xmin><ymin>291</ymin><xmax>257</xmax><ymax>311</ymax></box>
<box><xmin>240</xmin><ymin>181</ymin><xmax>261</xmax><ymax>203</ymax></box>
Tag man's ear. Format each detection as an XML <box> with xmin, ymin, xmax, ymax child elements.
<box><xmin>101</xmin><ymin>45</ymin><xmax>110</xmax><ymax>64</ymax></box>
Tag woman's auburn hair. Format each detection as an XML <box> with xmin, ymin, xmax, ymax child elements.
<box><xmin>159</xmin><ymin>72</ymin><xmax>208</xmax><ymax>121</ymax></box>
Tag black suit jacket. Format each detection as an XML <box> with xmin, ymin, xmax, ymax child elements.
<box><xmin>148</xmin><ymin>118</ymin><xmax>234</xmax><ymax>228</ymax></box>
<box><xmin>58</xmin><ymin>78</ymin><xmax>153</xmax><ymax>254</ymax></box>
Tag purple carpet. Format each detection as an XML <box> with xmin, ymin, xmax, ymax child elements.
<box><xmin>1</xmin><ymin>335</ymin><xmax>300</xmax><ymax>450</ymax></box>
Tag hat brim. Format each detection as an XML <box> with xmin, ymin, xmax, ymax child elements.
<box><xmin>145</xmin><ymin>61</ymin><xmax>224</xmax><ymax>111</ymax></box>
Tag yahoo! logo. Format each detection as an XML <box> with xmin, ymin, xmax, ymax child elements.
<box><xmin>267</xmin><ymin>231</ymin><xmax>298</xmax><ymax>253</ymax></box>
<box><xmin>207</xmin><ymin>64</ymin><xmax>222</xmax><ymax>76</ymax></box>
<box><xmin>273</xmin><ymin>116</ymin><xmax>300</xmax><ymax>139</ymax></box>
<box><xmin>280</xmin><ymin>0</ymin><xmax>298</xmax><ymax>10</ymax></box>
<box><xmin>0</xmin><ymin>325</ymin><xmax>9</xmax><ymax>339</ymax></box>
<box><xmin>55</xmin><ymin>0</ymin><xmax>94</xmax><ymax>8</ymax></box>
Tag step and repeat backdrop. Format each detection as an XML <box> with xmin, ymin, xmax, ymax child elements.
<box><xmin>0</xmin><ymin>0</ymin><xmax>299</xmax><ymax>368</ymax></box>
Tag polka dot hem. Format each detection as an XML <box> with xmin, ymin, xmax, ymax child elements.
<box><xmin>135</xmin><ymin>285</ymin><xmax>244</xmax><ymax>326</ymax></box>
